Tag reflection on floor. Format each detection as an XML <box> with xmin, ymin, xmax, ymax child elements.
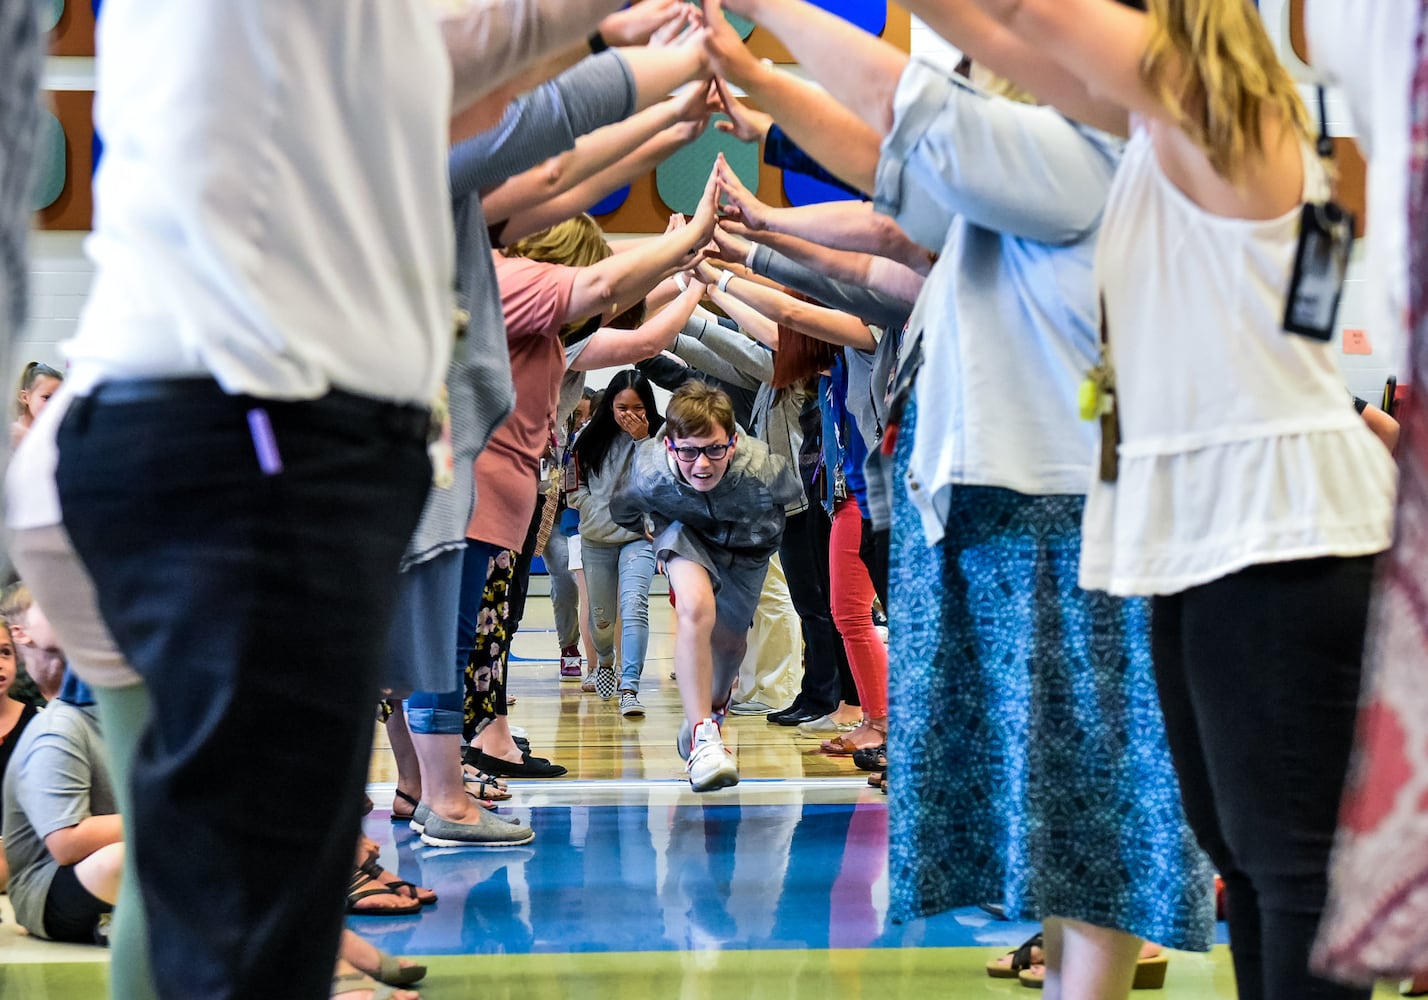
<box><xmin>0</xmin><ymin>594</ymin><xmax>1407</xmax><ymax>998</ymax></box>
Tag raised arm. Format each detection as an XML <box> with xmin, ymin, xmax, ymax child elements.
<box><xmin>564</xmin><ymin>174</ymin><xmax>719</xmax><ymax>322</ymax></box>
<box><xmin>676</xmin><ymin>310</ymin><xmax>776</xmax><ymax>384</ymax></box>
<box><xmin>723</xmin><ymin>0</ymin><xmax>1126</xmax><ymax>136</ymax></box>
<box><xmin>713</xmin><ymin>0</ymin><xmax>905</xmax><ymax>133</ymax></box>
<box><xmin>449</xmin><ymin>51</ymin><xmax>636</xmax><ymax>199</ymax></box>
<box><xmin>497</xmin><ymin>113</ymin><xmax>708</xmax><ymax>243</ymax></box>
<box><xmin>568</xmin><ymin>280</ymin><xmax>708</xmax><ymax>370</ymax></box>
<box><xmin>442</xmin><ymin>0</ymin><xmax>626</xmax><ymax>119</ymax></box>
<box><xmin>701</xmin><ymin>3</ymin><xmax>882</xmax><ymax>193</ymax></box>
<box><xmin>696</xmin><ymin>261</ymin><xmax>877</xmax><ymax>352</ymax></box>
<box><xmin>710</xmin><ymin>229</ymin><xmax>920</xmax><ymax>326</ymax></box>
<box><xmin>940</xmin><ymin>0</ymin><xmax>1304</xmax><ymax>214</ymax></box>
<box><xmin>483</xmin><ymin>82</ymin><xmax>707</xmax><ymax>227</ymax></box>
<box><xmin>716</xmin><ymin>161</ymin><xmax>931</xmax><ymax>273</ymax></box>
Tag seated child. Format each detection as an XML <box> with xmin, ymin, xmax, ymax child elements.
<box><xmin>2</xmin><ymin>665</ymin><xmax>122</xmax><ymax>944</ymax></box>
<box><xmin>1</xmin><ymin>583</ymin><xmax>67</xmax><ymax>705</ymax></box>
<box><xmin>610</xmin><ymin>381</ymin><xmax>801</xmax><ymax>791</ymax></box>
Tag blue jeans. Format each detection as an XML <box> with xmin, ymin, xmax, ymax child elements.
<box><xmin>582</xmin><ymin>537</ymin><xmax>656</xmax><ymax>691</ymax></box>
<box><xmin>543</xmin><ymin>529</ymin><xmax>581</xmax><ymax>650</ymax></box>
<box><xmin>56</xmin><ymin>379</ymin><xmax>430</xmax><ymax>1000</ymax></box>
<box><xmin>406</xmin><ymin>540</ymin><xmax>501</xmax><ymax>735</ymax></box>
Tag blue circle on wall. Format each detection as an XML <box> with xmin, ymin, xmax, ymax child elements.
<box><xmin>587</xmin><ymin>185</ymin><xmax>630</xmax><ymax>217</ymax></box>
<box><xmin>783</xmin><ymin>170</ymin><xmax>860</xmax><ymax>207</ymax></box>
<box><xmin>812</xmin><ymin>0</ymin><xmax>886</xmax><ymax>37</ymax></box>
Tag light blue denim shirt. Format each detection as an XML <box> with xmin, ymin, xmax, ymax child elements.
<box><xmin>874</xmin><ymin>58</ymin><xmax>1122</xmax><ymax>544</ymax></box>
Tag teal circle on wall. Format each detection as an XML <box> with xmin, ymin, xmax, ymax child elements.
<box><xmin>33</xmin><ymin>112</ymin><xmax>66</xmax><ymax>211</ymax></box>
<box><xmin>655</xmin><ymin>115</ymin><xmax>759</xmax><ymax>216</ymax></box>
<box><xmin>693</xmin><ymin>2</ymin><xmax>754</xmax><ymax>39</ymax></box>
<box><xmin>40</xmin><ymin>0</ymin><xmax>63</xmax><ymax>34</ymax></box>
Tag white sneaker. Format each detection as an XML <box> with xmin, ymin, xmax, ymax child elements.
<box><xmin>685</xmin><ymin>719</ymin><xmax>739</xmax><ymax>792</ymax></box>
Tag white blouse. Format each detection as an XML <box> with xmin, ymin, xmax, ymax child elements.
<box><xmin>1080</xmin><ymin>129</ymin><xmax>1396</xmax><ymax>596</ymax></box>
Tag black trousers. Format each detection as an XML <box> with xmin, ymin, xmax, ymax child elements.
<box><xmin>1152</xmin><ymin>556</ymin><xmax>1376</xmax><ymax>1000</ymax></box>
<box><xmin>779</xmin><ymin>507</ymin><xmax>857</xmax><ymax>714</ymax></box>
<box><xmin>57</xmin><ymin>380</ymin><xmax>430</xmax><ymax>1000</ymax></box>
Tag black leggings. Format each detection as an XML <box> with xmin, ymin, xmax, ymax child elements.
<box><xmin>1152</xmin><ymin>556</ymin><xmax>1376</xmax><ymax>1000</ymax></box>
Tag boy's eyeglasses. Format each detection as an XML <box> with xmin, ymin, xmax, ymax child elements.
<box><xmin>668</xmin><ymin>440</ymin><xmax>733</xmax><ymax>462</ymax></box>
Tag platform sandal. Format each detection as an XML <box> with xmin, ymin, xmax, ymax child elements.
<box><xmin>986</xmin><ymin>932</ymin><xmax>1043</xmax><ymax>979</ymax></box>
<box><xmin>1016</xmin><ymin>943</ymin><xmax>1169</xmax><ymax>990</ymax></box>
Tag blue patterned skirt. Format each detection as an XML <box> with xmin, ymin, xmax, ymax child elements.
<box><xmin>887</xmin><ymin>394</ymin><xmax>1215</xmax><ymax>950</ymax></box>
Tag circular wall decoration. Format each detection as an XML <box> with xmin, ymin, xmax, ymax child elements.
<box><xmin>812</xmin><ymin>0</ymin><xmax>886</xmax><ymax>37</ymax></box>
<box><xmin>654</xmin><ymin>115</ymin><xmax>758</xmax><ymax>216</ymax></box>
<box><xmin>33</xmin><ymin>112</ymin><xmax>66</xmax><ymax>211</ymax></box>
<box><xmin>782</xmin><ymin>169</ymin><xmax>860</xmax><ymax>208</ymax></box>
<box><xmin>587</xmin><ymin>185</ymin><xmax>630</xmax><ymax>218</ymax></box>
<box><xmin>40</xmin><ymin>0</ymin><xmax>63</xmax><ymax>34</ymax></box>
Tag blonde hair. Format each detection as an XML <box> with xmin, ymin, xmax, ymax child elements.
<box><xmin>504</xmin><ymin>214</ymin><xmax>628</xmax><ymax>341</ymax></box>
<box><xmin>1141</xmin><ymin>0</ymin><xmax>1309</xmax><ymax>180</ymax></box>
<box><xmin>0</xmin><ymin>582</ymin><xmax>32</xmax><ymax>629</ymax></box>
<box><xmin>502</xmin><ymin>214</ymin><xmax>612</xmax><ymax>269</ymax></box>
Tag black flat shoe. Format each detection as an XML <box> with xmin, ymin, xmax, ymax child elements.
<box><xmin>773</xmin><ymin>708</ymin><xmax>827</xmax><ymax>727</ymax></box>
<box><xmin>766</xmin><ymin>701</ymin><xmax>805</xmax><ymax>724</ymax></box>
<box><xmin>472</xmin><ymin>748</ymin><xmax>567</xmax><ymax>779</ymax></box>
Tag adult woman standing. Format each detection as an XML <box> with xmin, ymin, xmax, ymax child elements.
<box><xmin>703</xmin><ymin>1</ymin><xmax>1215</xmax><ymax>996</ymax></box>
<box><xmin>918</xmin><ymin>1</ymin><xmax>1398</xmax><ymax>996</ymax></box>
<box><xmin>570</xmin><ymin>370</ymin><xmax>664</xmax><ymax>716</ymax></box>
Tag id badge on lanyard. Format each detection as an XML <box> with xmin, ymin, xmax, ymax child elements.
<box><xmin>1283</xmin><ymin>87</ymin><xmax>1355</xmax><ymax>342</ymax></box>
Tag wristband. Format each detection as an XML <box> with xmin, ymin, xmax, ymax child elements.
<box><xmin>588</xmin><ymin>31</ymin><xmax>609</xmax><ymax>54</ymax></box>
<box><xmin>744</xmin><ymin>242</ymin><xmax>759</xmax><ymax>269</ymax></box>
<box><xmin>717</xmin><ymin>271</ymin><xmax>734</xmax><ymax>294</ymax></box>
<box><xmin>675</xmin><ymin>272</ymin><xmax>689</xmax><ymax>293</ymax></box>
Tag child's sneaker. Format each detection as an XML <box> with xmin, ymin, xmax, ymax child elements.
<box><xmin>685</xmin><ymin>718</ymin><xmax>739</xmax><ymax>792</ymax></box>
<box><xmin>594</xmin><ymin>665</ymin><xmax>618</xmax><ymax>700</ymax></box>
<box><xmin>559</xmin><ymin>646</ymin><xmax>583</xmax><ymax>681</ymax></box>
<box><xmin>619</xmin><ymin>690</ymin><xmax>645</xmax><ymax>717</ymax></box>
<box><xmin>676</xmin><ymin>699</ymin><xmax>731</xmax><ymax>762</ymax></box>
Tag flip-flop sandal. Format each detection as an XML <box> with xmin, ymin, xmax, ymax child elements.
<box><xmin>462</xmin><ymin>768</ymin><xmax>513</xmax><ymax>800</ymax></box>
<box><xmin>346</xmin><ymin>867</ymin><xmax>422</xmax><ymax>916</ymax></box>
<box><xmin>359</xmin><ymin>859</ymin><xmax>436</xmax><ymax>906</ymax></box>
<box><xmin>986</xmin><ymin>932</ymin><xmax>1043</xmax><ymax>979</ymax></box>
<box><xmin>331</xmin><ymin>970</ymin><xmax>408</xmax><ymax>999</ymax></box>
<box><xmin>867</xmin><ymin>770</ymin><xmax>883</xmax><ymax>788</ymax></box>
<box><xmin>369</xmin><ymin>950</ymin><xmax>427</xmax><ymax>987</ymax></box>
